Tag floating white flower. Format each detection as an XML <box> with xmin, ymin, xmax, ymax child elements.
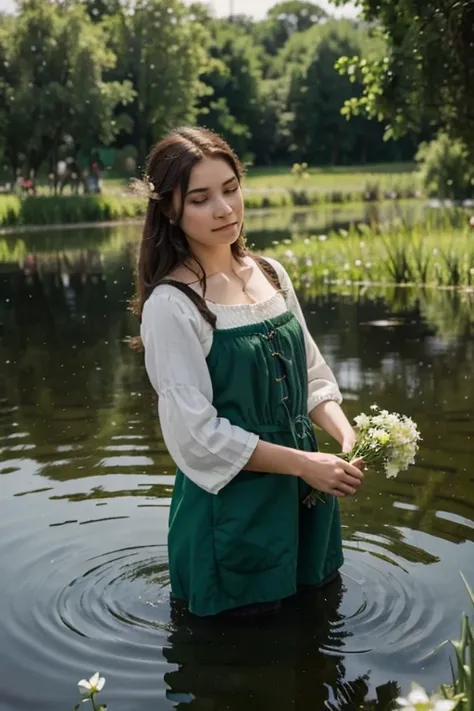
<box><xmin>396</xmin><ymin>682</ymin><xmax>457</xmax><ymax>711</ymax></box>
<box><xmin>78</xmin><ymin>672</ymin><xmax>105</xmax><ymax>697</ymax></box>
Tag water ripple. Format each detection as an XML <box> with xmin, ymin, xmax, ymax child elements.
<box><xmin>335</xmin><ymin>550</ymin><xmax>444</xmax><ymax>660</ymax></box>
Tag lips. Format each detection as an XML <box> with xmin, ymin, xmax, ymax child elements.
<box><xmin>212</xmin><ymin>222</ymin><xmax>238</xmax><ymax>232</ymax></box>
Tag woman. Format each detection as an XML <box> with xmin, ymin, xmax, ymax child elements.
<box><xmin>135</xmin><ymin>127</ymin><xmax>364</xmax><ymax>618</ymax></box>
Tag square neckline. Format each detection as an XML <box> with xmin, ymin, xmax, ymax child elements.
<box><xmin>186</xmin><ymin>256</ymin><xmax>284</xmax><ymax>309</ymax></box>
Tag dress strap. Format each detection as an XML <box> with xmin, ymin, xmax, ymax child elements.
<box><xmin>253</xmin><ymin>255</ymin><xmax>282</xmax><ymax>292</ymax></box>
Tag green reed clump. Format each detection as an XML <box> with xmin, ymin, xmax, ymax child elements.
<box><xmin>243</xmin><ymin>191</ymin><xmax>293</xmax><ymax>210</ymax></box>
<box><xmin>428</xmin><ymin>573</ymin><xmax>473</xmax><ymax>711</ymax></box>
<box><xmin>0</xmin><ymin>194</ymin><xmax>147</xmax><ymax>227</ymax></box>
<box><xmin>0</xmin><ymin>195</ymin><xmax>21</xmax><ymax>226</ymax></box>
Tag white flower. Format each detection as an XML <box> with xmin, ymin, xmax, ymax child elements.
<box><xmin>369</xmin><ymin>428</ymin><xmax>390</xmax><ymax>444</ymax></box>
<box><xmin>78</xmin><ymin>672</ymin><xmax>105</xmax><ymax>696</ymax></box>
<box><xmin>396</xmin><ymin>682</ymin><xmax>456</xmax><ymax>711</ymax></box>
<box><xmin>283</xmin><ymin>249</ymin><xmax>297</xmax><ymax>264</ymax></box>
<box><xmin>354</xmin><ymin>413</ymin><xmax>370</xmax><ymax>428</ymax></box>
<box><xmin>385</xmin><ymin>461</ymin><xmax>400</xmax><ymax>479</ymax></box>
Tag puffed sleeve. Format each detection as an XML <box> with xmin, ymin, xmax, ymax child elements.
<box><xmin>141</xmin><ymin>289</ymin><xmax>259</xmax><ymax>494</ymax></box>
<box><xmin>265</xmin><ymin>258</ymin><xmax>343</xmax><ymax>412</ymax></box>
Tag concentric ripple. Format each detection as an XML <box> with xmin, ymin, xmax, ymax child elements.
<box><xmin>57</xmin><ymin>546</ymin><xmax>171</xmax><ymax>639</ymax></box>
<box><xmin>5</xmin><ymin>540</ymin><xmax>172</xmax><ymax>655</ymax></box>
<box><xmin>329</xmin><ymin>548</ymin><xmax>445</xmax><ymax>660</ymax></box>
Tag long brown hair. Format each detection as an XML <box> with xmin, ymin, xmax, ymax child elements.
<box><xmin>131</xmin><ymin>126</ymin><xmax>248</xmax><ymax>322</ymax></box>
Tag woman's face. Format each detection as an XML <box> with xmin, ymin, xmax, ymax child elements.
<box><xmin>174</xmin><ymin>157</ymin><xmax>244</xmax><ymax>249</ymax></box>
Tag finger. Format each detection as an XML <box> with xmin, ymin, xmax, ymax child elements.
<box><xmin>342</xmin><ymin>473</ymin><xmax>363</xmax><ymax>489</ymax></box>
<box><xmin>351</xmin><ymin>457</ymin><xmax>366</xmax><ymax>471</ymax></box>
<box><xmin>336</xmin><ymin>482</ymin><xmax>357</xmax><ymax>496</ymax></box>
<box><xmin>340</xmin><ymin>460</ymin><xmax>365</xmax><ymax>478</ymax></box>
<box><xmin>330</xmin><ymin>488</ymin><xmax>346</xmax><ymax>498</ymax></box>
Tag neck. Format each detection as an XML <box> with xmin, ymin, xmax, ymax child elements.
<box><xmin>188</xmin><ymin>243</ymin><xmax>237</xmax><ymax>278</ymax></box>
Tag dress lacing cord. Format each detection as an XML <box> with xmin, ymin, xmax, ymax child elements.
<box><xmin>261</xmin><ymin>323</ymin><xmax>313</xmax><ymax>448</ymax></box>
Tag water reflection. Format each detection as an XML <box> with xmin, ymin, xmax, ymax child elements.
<box><xmin>164</xmin><ymin>579</ymin><xmax>401</xmax><ymax>711</ymax></box>
<box><xmin>0</xmin><ymin>225</ymin><xmax>473</xmax><ymax>711</ymax></box>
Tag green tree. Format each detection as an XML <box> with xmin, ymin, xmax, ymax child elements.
<box><xmin>0</xmin><ymin>15</ymin><xmax>15</xmax><ymax>169</ymax></box>
<box><xmin>275</xmin><ymin>20</ymin><xmax>386</xmax><ymax>164</ymax></box>
<box><xmin>333</xmin><ymin>0</ymin><xmax>474</xmax><ymax>157</ymax></box>
<box><xmin>82</xmin><ymin>0</ymin><xmax>122</xmax><ymax>22</ymax></box>
<box><xmin>255</xmin><ymin>0</ymin><xmax>328</xmax><ymax>56</ymax></box>
<box><xmin>109</xmin><ymin>0</ymin><xmax>211</xmax><ymax>168</ymax></box>
<box><xmin>416</xmin><ymin>133</ymin><xmax>474</xmax><ymax>201</ymax></box>
<box><xmin>1</xmin><ymin>0</ymin><xmax>134</xmax><ymax>176</ymax></box>
<box><xmin>198</xmin><ymin>22</ymin><xmax>264</xmax><ymax>163</ymax></box>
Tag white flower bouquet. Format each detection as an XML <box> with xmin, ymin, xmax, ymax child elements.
<box><xmin>304</xmin><ymin>404</ymin><xmax>421</xmax><ymax>507</ymax></box>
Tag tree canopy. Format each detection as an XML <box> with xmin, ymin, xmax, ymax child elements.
<box><xmin>332</xmin><ymin>0</ymin><xmax>474</xmax><ymax>156</ymax></box>
<box><xmin>0</xmin><ymin>0</ymin><xmax>421</xmax><ymax>177</ymax></box>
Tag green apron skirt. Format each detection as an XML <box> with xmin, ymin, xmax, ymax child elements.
<box><xmin>168</xmin><ymin>309</ymin><xmax>343</xmax><ymax>616</ymax></box>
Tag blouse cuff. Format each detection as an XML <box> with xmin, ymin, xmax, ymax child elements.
<box><xmin>308</xmin><ymin>388</ymin><xmax>342</xmax><ymax>414</ymax></box>
<box><xmin>209</xmin><ymin>432</ymin><xmax>260</xmax><ymax>495</ymax></box>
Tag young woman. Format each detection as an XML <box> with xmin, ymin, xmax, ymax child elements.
<box><xmin>135</xmin><ymin>127</ymin><xmax>364</xmax><ymax>618</ymax></box>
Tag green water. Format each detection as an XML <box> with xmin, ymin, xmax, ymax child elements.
<box><xmin>0</xmin><ymin>224</ymin><xmax>472</xmax><ymax>711</ymax></box>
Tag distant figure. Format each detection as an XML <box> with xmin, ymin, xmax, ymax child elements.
<box><xmin>57</xmin><ymin>160</ymin><xmax>67</xmax><ymax>178</ymax></box>
<box><xmin>87</xmin><ymin>156</ymin><xmax>102</xmax><ymax>194</ymax></box>
<box><xmin>22</xmin><ymin>169</ymin><xmax>36</xmax><ymax>196</ymax></box>
<box><xmin>469</xmin><ymin>215</ymin><xmax>474</xmax><ymax>229</ymax></box>
<box><xmin>59</xmin><ymin>157</ymin><xmax>81</xmax><ymax>195</ymax></box>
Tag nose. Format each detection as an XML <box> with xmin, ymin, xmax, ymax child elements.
<box><xmin>213</xmin><ymin>195</ymin><xmax>233</xmax><ymax>220</ymax></box>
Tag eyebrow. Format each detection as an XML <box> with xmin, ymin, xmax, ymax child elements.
<box><xmin>186</xmin><ymin>176</ymin><xmax>238</xmax><ymax>197</ymax></box>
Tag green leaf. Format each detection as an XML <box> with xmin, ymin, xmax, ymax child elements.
<box><xmin>460</xmin><ymin>572</ymin><xmax>474</xmax><ymax>606</ymax></box>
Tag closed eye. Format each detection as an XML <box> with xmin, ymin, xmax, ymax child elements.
<box><xmin>191</xmin><ymin>186</ymin><xmax>239</xmax><ymax>205</ymax></box>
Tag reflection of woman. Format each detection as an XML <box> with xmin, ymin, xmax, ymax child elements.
<box><xmin>163</xmin><ymin>578</ymin><xmax>401</xmax><ymax>710</ymax></box>
<box><xmin>135</xmin><ymin>127</ymin><xmax>364</xmax><ymax>618</ymax></box>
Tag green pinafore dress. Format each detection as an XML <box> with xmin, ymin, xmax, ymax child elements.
<box><xmin>166</xmin><ymin>284</ymin><xmax>343</xmax><ymax>617</ymax></box>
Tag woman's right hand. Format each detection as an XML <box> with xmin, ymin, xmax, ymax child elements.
<box><xmin>297</xmin><ymin>451</ymin><xmax>364</xmax><ymax>497</ymax></box>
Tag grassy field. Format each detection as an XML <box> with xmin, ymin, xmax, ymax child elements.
<box><xmin>96</xmin><ymin>162</ymin><xmax>418</xmax><ymax>195</ymax></box>
<box><xmin>242</xmin><ymin>162</ymin><xmax>417</xmax><ymax>192</ymax></box>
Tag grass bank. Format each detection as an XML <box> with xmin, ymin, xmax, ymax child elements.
<box><xmin>0</xmin><ymin>187</ymin><xmax>420</xmax><ymax>229</ymax></box>
<box><xmin>265</xmin><ymin>218</ymin><xmax>474</xmax><ymax>289</ymax></box>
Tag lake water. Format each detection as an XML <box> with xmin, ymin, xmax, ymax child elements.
<box><xmin>0</xmin><ymin>223</ymin><xmax>473</xmax><ymax>711</ymax></box>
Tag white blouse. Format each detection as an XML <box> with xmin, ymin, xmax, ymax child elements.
<box><xmin>141</xmin><ymin>257</ymin><xmax>342</xmax><ymax>495</ymax></box>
